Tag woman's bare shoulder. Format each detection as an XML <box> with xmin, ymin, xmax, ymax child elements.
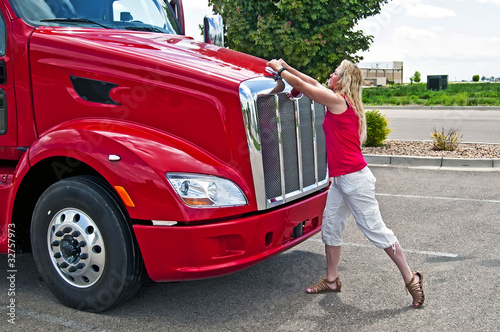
<box><xmin>326</xmin><ymin>93</ymin><xmax>348</xmax><ymax>114</ymax></box>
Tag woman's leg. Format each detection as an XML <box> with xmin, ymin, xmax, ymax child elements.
<box><xmin>340</xmin><ymin>167</ymin><xmax>424</xmax><ymax>306</ymax></box>
<box><xmin>325</xmin><ymin>244</ymin><xmax>342</xmax><ymax>288</ymax></box>
<box><xmin>384</xmin><ymin>242</ymin><xmax>412</xmax><ymax>284</ymax></box>
<box><xmin>307</xmin><ymin>179</ymin><xmax>349</xmax><ymax>293</ymax></box>
<box><xmin>306</xmin><ymin>244</ymin><xmax>342</xmax><ymax>293</ymax></box>
<box><xmin>385</xmin><ymin>242</ymin><xmax>424</xmax><ymax>307</ymax></box>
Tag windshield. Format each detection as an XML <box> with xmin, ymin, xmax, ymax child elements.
<box><xmin>9</xmin><ymin>0</ymin><xmax>181</xmax><ymax>34</ymax></box>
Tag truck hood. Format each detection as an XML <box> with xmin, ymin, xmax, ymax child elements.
<box><xmin>29</xmin><ymin>27</ymin><xmax>271</xmax><ymax>173</ymax></box>
<box><xmin>34</xmin><ymin>27</ymin><xmax>268</xmax><ymax>84</ymax></box>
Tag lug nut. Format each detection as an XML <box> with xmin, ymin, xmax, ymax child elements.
<box><xmin>63</xmin><ymin>227</ymin><xmax>72</xmax><ymax>233</ymax></box>
<box><xmin>77</xmin><ymin>263</ymin><xmax>86</xmax><ymax>269</ymax></box>
<box><xmin>54</xmin><ymin>252</ymin><xmax>62</xmax><ymax>259</ymax></box>
<box><xmin>78</xmin><ymin>241</ymin><xmax>87</xmax><ymax>248</ymax></box>
<box><xmin>68</xmin><ymin>266</ymin><xmax>77</xmax><ymax>273</ymax></box>
<box><xmin>80</xmin><ymin>253</ymin><xmax>89</xmax><ymax>259</ymax></box>
<box><xmin>71</xmin><ymin>231</ymin><xmax>81</xmax><ymax>237</ymax></box>
<box><xmin>60</xmin><ymin>262</ymin><xmax>69</xmax><ymax>268</ymax></box>
<box><xmin>55</xmin><ymin>231</ymin><xmax>64</xmax><ymax>237</ymax></box>
<box><xmin>51</xmin><ymin>240</ymin><xmax>60</xmax><ymax>247</ymax></box>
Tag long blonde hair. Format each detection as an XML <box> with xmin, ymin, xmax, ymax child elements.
<box><xmin>334</xmin><ymin>60</ymin><xmax>366</xmax><ymax>144</ymax></box>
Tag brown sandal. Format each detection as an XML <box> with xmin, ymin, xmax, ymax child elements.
<box><xmin>406</xmin><ymin>271</ymin><xmax>425</xmax><ymax>308</ymax></box>
<box><xmin>306</xmin><ymin>277</ymin><xmax>341</xmax><ymax>294</ymax></box>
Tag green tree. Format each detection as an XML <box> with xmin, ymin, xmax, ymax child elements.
<box><xmin>472</xmin><ymin>75</ymin><xmax>480</xmax><ymax>82</ymax></box>
<box><xmin>410</xmin><ymin>71</ymin><xmax>421</xmax><ymax>83</ymax></box>
<box><xmin>208</xmin><ymin>0</ymin><xmax>389</xmax><ymax>83</ymax></box>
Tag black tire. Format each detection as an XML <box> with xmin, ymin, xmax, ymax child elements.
<box><xmin>31</xmin><ymin>176</ymin><xmax>144</xmax><ymax>312</ymax></box>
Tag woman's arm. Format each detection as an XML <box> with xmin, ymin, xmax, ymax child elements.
<box><xmin>267</xmin><ymin>59</ymin><xmax>346</xmax><ymax>114</ymax></box>
<box><xmin>278</xmin><ymin>59</ymin><xmax>321</xmax><ymax>88</ymax></box>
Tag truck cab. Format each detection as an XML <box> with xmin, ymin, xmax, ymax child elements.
<box><xmin>0</xmin><ymin>0</ymin><xmax>329</xmax><ymax>312</ymax></box>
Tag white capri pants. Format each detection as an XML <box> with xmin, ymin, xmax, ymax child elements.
<box><xmin>322</xmin><ymin>166</ymin><xmax>398</xmax><ymax>249</ymax></box>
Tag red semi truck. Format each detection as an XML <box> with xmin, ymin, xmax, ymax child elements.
<box><xmin>0</xmin><ymin>0</ymin><xmax>329</xmax><ymax>311</ymax></box>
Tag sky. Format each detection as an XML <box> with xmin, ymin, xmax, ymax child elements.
<box><xmin>182</xmin><ymin>0</ymin><xmax>500</xmax><ymax>83</ymax></box>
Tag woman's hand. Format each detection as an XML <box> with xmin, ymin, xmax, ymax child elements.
<box><xmin>267</xmin><ymin>59</ymin><xmax>281</xmax><ymax>72</ymax></box>
<box><xmin>267</xmin><ymin>58</ymin><xmax>288</xmax><ymax>72</ymax></box>
<box><xmin>277</xmin><ymin>58</ymin><xmax>288</xmax><ymax>69</ymax></box>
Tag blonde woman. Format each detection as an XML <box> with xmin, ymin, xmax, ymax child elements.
<box><xmin>266</xmin><ymin>59</ymin><xmax>424</xmax><ymax>308</ymax></box>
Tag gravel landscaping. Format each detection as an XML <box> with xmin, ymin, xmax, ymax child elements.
<box><xmin>362</xmin><ymin>140</ymin><xmax>500</xmax><ymax>159</ymax></box>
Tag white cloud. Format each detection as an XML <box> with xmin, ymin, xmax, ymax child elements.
<box><xmin>403</xmin><ymin>2</ymin><xmax>456</xmax><ymax>19</ymax></box>
<box><xmin>476</xmin><ymin>0</ymin><xmax>500</xmax><ymax>5</ymax></box>
<box><xmin>428</xmin><ymin>26</ymin><xmax>446</xmax><ymax>32</ymax></box>
<box><xmin>394</xmin><ymin>26</ymin><xmax>439</xmax><ymax>40</ymax></box>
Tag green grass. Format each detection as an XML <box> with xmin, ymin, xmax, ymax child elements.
<box><xmin>362</xmin><ymin>83</ymin><xmax>500</xmax><ymax>106</ymax></box>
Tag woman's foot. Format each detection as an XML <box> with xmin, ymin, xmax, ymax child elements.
<box><xmin>406</xmin><ymin>271</ymin><xmax>425</xmax><ymax>308</ymax></box>
<box><xmin>306</xmin><ymin>277</ymin><xmax>341</xmax><ymax>294</ymax></box>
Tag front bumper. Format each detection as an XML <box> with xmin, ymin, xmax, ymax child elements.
<box><xmin>133</xmin><ymin>189</ymin><xmax>328</xmax><ymax>282</ymax></box>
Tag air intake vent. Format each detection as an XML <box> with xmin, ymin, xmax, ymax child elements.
<box><xmin>70</xmin><ymin>76</ymin><xmax>120</xmax><ymax>105</ymax></box>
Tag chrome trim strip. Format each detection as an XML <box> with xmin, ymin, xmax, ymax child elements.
<box><xmin>239</xmin><ymin>78</ymin><xmax>271</xmax><ymax>210</ymax></box>
<box><xmin>312</xmin><ymin>101</ymin><xmax>318</xmax><ymax>185</ymax></box>
<box><xmin>295</xmin><ymin>96</ymin><xmax>304</xmax><ymax>192</ymax></box>
<box><xmin>275</xmin><ymin>94</ymin><xmax>286</xmax><ymax>202</ymax></box>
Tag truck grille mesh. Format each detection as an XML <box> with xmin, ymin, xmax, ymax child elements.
<box><xmin>256</xmin><ymin>93</ymin><xmax>327</xmax><ymax>203</ymax></box>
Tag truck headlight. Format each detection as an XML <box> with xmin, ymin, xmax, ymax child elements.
<box><xmin>166</xmin><ymin>173</ymin><xmax>248</xmax><ymax>207</ymax></box>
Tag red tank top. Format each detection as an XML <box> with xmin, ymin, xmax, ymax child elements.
<box><xmin>322</xmin><ymin>98</ymin><xmax>367</xmax><ymax>177</ymax></box>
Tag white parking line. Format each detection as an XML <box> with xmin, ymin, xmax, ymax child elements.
<box><xmin>376</xmin><ymin>193</ymin><xmax>500</xmax><ymax>204</ymax></box>
<box><xmin>310</xmin><ymin>239</ymin><xmax>459</xmax><ymax>258</ymax></box>
<box><xmin>18</xmin><ymin>309</ymin><xmax>101</xmax><ymax>331</ymax></box>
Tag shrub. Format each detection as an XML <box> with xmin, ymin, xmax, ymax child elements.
<box><xmin>388</xmin><ymin>97</ymin><xmax>399</xmax><ymax>105</ymax></box>
<box><xmin>394</xmin><ymin>90</ymin><xmax>404</xmax><ymax>97</ymax></box>
<box><xmin>400</xmin><ymin>96</ymin><xmax>411</xmax><ymax>105</ymax></box>
<box><xmin>467</xmin><ymin>98</ymin><xmax>478</xmax><ymax>106</ymax></box>
<box><xmin>455</xmin><ymin>92</ymin><xmax>468</xmax><ymax>106</ymax></box>
<box><xmin>365</xmin><ymin>109</ymin><xmax>391</xmax><ymax>147</ymax></box>
<box><xmin>431</xmin><ymin>128</ymin><xmax>462</xmax><ymax>151</ymax></box>
<box><xmin>421</xmin><ymin>92</ymin><xmax>431</xmax><ymax>99</ymax></box>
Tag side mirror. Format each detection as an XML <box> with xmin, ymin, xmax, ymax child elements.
<box><xmin>204</xmin><ymin>15</ymin><xmax>224</xmax><ymax>47</ymax></box>
<box><xmin>120</xmin><ymin>12</ymin><xmax>133</xmax><ymax>22</ymax></box>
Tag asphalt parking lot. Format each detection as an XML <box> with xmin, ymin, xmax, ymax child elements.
<box><xmin>2</xmin><ymin>165</ymin><xmax>499</xmax><ymax>331</ymax></box>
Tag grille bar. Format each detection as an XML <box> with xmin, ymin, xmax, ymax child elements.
<box><xmin>295</xmin><ymin>94</ymin><xmax>304</xmax><ymax>193</ymax></box>
<box><xmin>275</xmin><ymin>94</ymin><xmax>286</xmax><ymax>204</ymax></box>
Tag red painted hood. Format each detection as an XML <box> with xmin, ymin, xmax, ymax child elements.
<box><xmin>29</xmin><ymin>27</ymin><xmax>268</xmax><ymax>173</ymax></box>
<box><xmin>33</xmin><ymin>27</ymin><xmax>267</xmax><ymax>84</ymax></box>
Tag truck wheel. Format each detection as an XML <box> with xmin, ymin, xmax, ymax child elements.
<box><xmin>31</xmin><ymin>176</ymin><xmax>144</xmax><ymax>312</ymax></box>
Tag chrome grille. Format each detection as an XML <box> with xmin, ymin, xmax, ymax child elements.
<box><xmin>240</xmin><ymin>77</ymin><xmax>328</xmax><ymax>210</ymax></box>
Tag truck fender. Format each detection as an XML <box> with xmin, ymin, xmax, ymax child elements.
<box><xmin>27</xmin><ymin>118</ymin><xmax>252</xmax><ymax>222</ymax></box>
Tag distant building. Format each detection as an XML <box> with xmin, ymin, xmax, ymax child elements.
<box><xmin>359</xmin><ymin>61</ymin><xmax>403</xmax><ymax>86</ymax></box>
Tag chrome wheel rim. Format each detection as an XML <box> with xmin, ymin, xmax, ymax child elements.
<box><xmin>47</xmin><ymin>208</ymin><xmax>106</xmax><ymax>288</ymax></box>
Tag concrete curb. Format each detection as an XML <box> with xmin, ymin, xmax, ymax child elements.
<box><xmin>365</xmin><ymin>105</ymin><xmax>500</xmax><ymax>111</ymax></box>
<box><xmin>365</xmin><ymin>154</ymin><xmax>500</xmax><ymax>169</ymax></box>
